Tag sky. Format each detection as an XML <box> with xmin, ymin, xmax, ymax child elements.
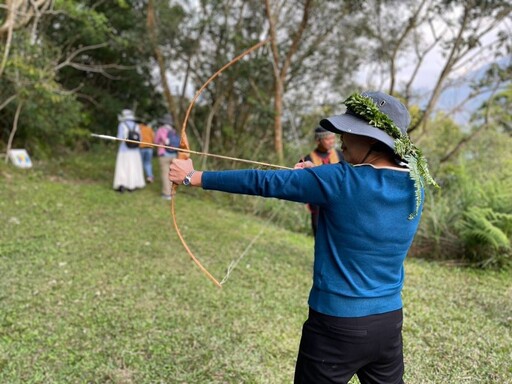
<box><xmin>161</xmin><ymin>2</ymin><xmax>510</xmax><ymax>125</ymax></box>
<box><xmin>355</xmin><ymin>15</ymin><xmax>511</xmax><ymax>124</ymax></box>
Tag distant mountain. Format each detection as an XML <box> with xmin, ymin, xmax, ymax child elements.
<box><xmin>426</xmin><ymin>57</ymin><xmax>510</xmax><ymax>125</ymax></box>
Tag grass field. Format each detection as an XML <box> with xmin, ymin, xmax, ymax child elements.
<box><xmin>1</xmin><ymin>150</ymin><xmax>511</xmax><ymax>383</ymax></box>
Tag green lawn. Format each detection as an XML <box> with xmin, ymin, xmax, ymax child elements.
<box><xmin>0</xmin><ymin>152</ymin><xmax>511</xmax><ymax>383</ymax></box>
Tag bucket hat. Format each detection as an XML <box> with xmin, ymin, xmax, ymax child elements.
<box><xmin>118</xmin><ymin>109</ymin><xmax>136</xmax><ymax>122</ymax></box>
<box><xmin>320</xmin><ymin>91</ymin><xmax>410</xmax><ymax>150</ymax></box>
<box><xmin>158</xmin><ymin>113</ymin><xmax>174</xmax><ymax>126</ymax></box>
<box><xmin>314</xmin><ymin>126</ymin><xmax>335</xmax><ymax>140</ymax></box>
<box><xmin>319</xmin><ymin>90</ymin><xmax>439</xmax><ymax>219</ymax></box>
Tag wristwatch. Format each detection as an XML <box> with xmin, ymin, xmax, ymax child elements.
<box><xmin>182</xmin><ymin>170</ymin><xmax>196</xmax><ymax>186</ymax></box>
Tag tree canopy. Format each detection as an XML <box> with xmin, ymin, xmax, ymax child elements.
<box><xmin>1</xmin><ymin>0</ymin><xmax>510</xmax><ymax>163</ymax></box>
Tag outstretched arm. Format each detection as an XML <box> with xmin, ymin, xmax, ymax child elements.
<box><xmin>169</xmin><ymin>158</ymin><xmax>344</xmax><ymax>207</ymax></box>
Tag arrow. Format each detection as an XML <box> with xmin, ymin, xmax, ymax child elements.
<box><xmin>91</xmin><ymin>134</ymin><xmax>292</xmax><ymax>170</ymax></box>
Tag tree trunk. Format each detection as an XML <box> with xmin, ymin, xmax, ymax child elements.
<box><xmin>264</xmin><ymin>0</ymin><xmax>311</xmax><ymax>164</ymax></box>
<box><xmin>265</xmin><ymin>0</ymin><xmax>284</xmax><ymax>163</ymax></box>
<box><xmin>273</xmin><ymin>82</ymin><xmax>284</xmax><ymax>162</ymax></box>
<box><xmin>147</xmin><ymin>0</ymin><xmax>180</xmax><ymax>128</ymax></box>
<box><xmin>5</xmin><ymin>101</ymin><xmax>22</xmax><ymax>164</ymax></box>
<box><xmin>0</xmin><ymin>0</ymin><xmax>19</xmax><ymax>78</ymax></box>
<box><xmin>202</xmin><ymin>95</ymin><xmax>224</xmax><ymax>169</ymax></box>
<box><xmin>387</xmin><ymin>0</ymin><xmax>427</xmax><ymax>95</ymax></box>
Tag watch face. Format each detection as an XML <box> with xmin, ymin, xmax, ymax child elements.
<box><xmin>183</xmin><ymin>171</ymin><xmax>194</xmax><ymax>186</ymax></box>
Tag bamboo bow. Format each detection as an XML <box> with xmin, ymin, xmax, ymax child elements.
<box><xmin>170</xmin><ymin>39</ymin><xmax>272</xmax><ymax>288</ymax></box>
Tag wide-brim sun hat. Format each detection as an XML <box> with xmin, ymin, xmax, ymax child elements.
<box><xmin>118</xmin><ymin>109</ymin><xmax>136</xmax><ymax>122</ymax></box>
<box><xmin>319</xmin><ymin>90</ymin><xmax>438</xmax><ymax>220</ymax></box>
<box><xmin>320</xmin><ymin>91</ymin><xmax>411</xmax><ymax>150</ymax></box>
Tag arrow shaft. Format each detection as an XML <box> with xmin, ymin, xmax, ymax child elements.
<box><xmin>91</xmin><ymin>133</ymin><xmax>292</xmax><ymax>170</ymax></box>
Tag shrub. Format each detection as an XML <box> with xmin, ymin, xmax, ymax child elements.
<box><xmin>414</xmin><ymin>164</ymin><xmax>512</xmax><ymax>269</ymax></box>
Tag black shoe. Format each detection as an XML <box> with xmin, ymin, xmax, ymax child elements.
<box><xmin>116</xmin><ymin>186</ymin><xmax>125</xmax><ymax>193</ymax></box>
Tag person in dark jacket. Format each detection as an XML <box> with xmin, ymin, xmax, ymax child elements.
<box><xmin>169</xmin><ymin>91</ymin><xmax>437</xmax><ymax>384</ymax></box>
<box><xmin>301</xmin><ymin>126</ymin><xmax>344</xmax><ymax>236</ymax></box>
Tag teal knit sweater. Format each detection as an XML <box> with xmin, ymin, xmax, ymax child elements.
<box><xmin>202</xmin><ymin>161</ymin><xmax>423</xmax><ymax>317</ymax></box>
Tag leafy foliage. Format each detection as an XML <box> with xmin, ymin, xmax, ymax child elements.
<box><xmin>0</xmin><ymin>0</ymin><xmax>173</xmax><ymax>157</ymax></box>
<box><xmin>415</xmin><ymin>127</ymin><xmax>512</xmax><ymax>268</ymax></box>
<box><xmin>0</xmin><ymin>30</ymin><xmax>84</xmax><ymax>156</ymax></box>
<box><xmin>472</xmin><ymin>83</ymin><xmax>512</xmax><ymax>136</ymax></box>
<box><xmin>457</xmin><ymin>207</ymin><xmax>512</xmax><ymax>267</ymax></box>
<box><xmin>44</xmin><ymin>0</ymin><xmax>165</xmax><ymax>133</ymax></box>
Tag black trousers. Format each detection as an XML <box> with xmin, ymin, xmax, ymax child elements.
<box><xmin>294</xmin><ymin>308</ymin><xmax>404</xmax><ymax>384</ymax></box>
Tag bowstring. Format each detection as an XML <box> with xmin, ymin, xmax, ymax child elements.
<box><xmin>220</xmin><ymin>204</ymin><xmax>281</xmax><ymax>285</ymax></box>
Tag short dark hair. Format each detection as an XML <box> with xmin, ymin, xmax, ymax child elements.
<box><xmin>314</xmin><ymin>126</ymin><xmax>334</xmax><ymax>140</ymax></box>
<box><xmin>371</xmin><ymin>141</ymin><xmax>405</xmax><ymax>164</ymax></box>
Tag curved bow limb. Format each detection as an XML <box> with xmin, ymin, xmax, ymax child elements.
<box><xmin>170</xmin><ymin>120</ymin><xmax>223</xmax><ymax>288</ymax></box>
<box><xmin>170</xmin><ymin>39</ymin><xmax>270</xmax><ymax>288</ymax></box>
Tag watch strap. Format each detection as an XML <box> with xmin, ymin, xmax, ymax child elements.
<box><xmin>183</xmin><ymin>170</ymin><xmax>196</xmax><ymax>186</ymax></box>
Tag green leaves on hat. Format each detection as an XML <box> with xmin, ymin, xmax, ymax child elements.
<box><xmin>345</xmin><ymin>93</ymin><xmax>405</xmax><ymax>140</ymax></box>
<box><xmin>344</xmin><ymin>93</ymin><xmax>439</xmax><ymax>220</ymax></box>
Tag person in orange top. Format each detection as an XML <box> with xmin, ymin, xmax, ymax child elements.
<box><xmin>302</xmin><ymin>126</ymin><xmax>344</xmax><ymax>236</ymax></box>
<box><xmin>138</xmin><ymin>121</ymin><xmax>155</xmax><ymax>183</ymax></box>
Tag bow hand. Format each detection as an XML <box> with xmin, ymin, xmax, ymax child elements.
<box><xmin>169</xmin><ymin>159</ymin><xmax>195</xmax><ymax>185</ymax></box>
<box><xmin>294</xmin><ymin>160</ymin><xmax>314</xmax><ymax>169</ymax></box>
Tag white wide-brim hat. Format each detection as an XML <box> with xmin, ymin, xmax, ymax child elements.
<box><xmin>118</xmin><ymin>109</ymin><xmax>136</xmax><ymax>122</ymax></box>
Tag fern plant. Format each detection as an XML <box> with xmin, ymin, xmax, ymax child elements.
<box><xmin>457</xmin><ymin>207</ymin><xmax>512</xmax><ymax>268</ymax></box>
<box><xmin>415</xmin><ymin>162</ymin><xmax>512</xmax><ymax>268</ymax></box>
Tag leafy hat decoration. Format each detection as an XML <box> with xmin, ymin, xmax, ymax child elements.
<box><xmin>344</xmin><ymin>93</ymin><xmax>439</xmax><ymax>219</ymax></box>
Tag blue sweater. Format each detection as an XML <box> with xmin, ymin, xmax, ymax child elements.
<box><xmin>202</xmin><ymin>161</ymin><xmax>423</xmax><ymax>317</ymax></box>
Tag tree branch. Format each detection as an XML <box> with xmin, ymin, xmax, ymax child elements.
<box><xmin>147</xmin><ymin>0</ymin><xmax>180</xmax><ymax>128</ymax></box>
<box><xmin>410</xmin><ymin>5</ymin><xmax>471</xmax><ymax>134</ymax></box>
<box><xmin>0</xmin><ymin>94</ymin><xmax>17</xmax><ymax>111</ymax></box>
<box><xmin>388</xmin><ymin>0</ymin><xmax>428</xmax><ymax>94</ymax></box>
<box><xmin>54</xmin><ymin>43</ymin><xmax>133</xmax><ymax>79</ymax></box>
<box><xmin>439</xmin><ymin>82</ymin><xmax>501</xmax><ymax>163</ymax></box>
<box><xmin>280</xmin><ymin>0</ymin><xmax>312</xmax><ymax>82</ymax></box>
<box><xmin>0</xmin><ymin>0</ymin><xmax>19</xmax><ymax>78</ymax></box>
<box><xmin>5</xmin><ymin>100</ymin><xmax>23</xmax><ymax>163</ymax></box>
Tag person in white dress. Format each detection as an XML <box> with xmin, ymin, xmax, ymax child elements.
<box><xmin>113</xmin><ymin>109</ymin><xmax>146</xmax><ymax>192</ymax></box>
